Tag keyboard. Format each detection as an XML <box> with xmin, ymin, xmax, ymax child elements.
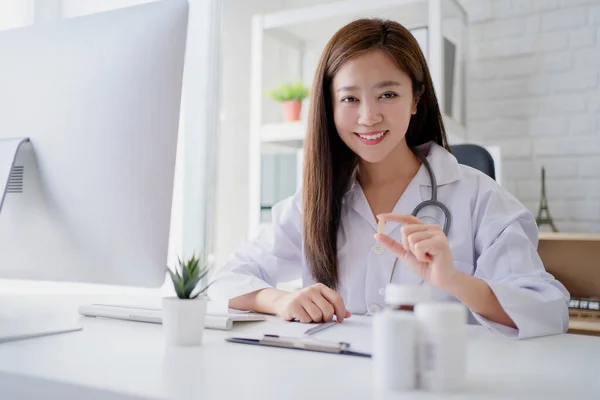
<box><xmin>78</xmin><ymin>303</ymin><xmax>266</xmax><ymax>330</ymax></box>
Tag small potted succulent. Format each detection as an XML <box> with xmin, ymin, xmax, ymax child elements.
<box><xmin>163</xmin><ymin>253</ymin><xmax>212</xmax><ymax>346</ymax></box>
<box><xmin>267</xmin><ymin>81</ymin><xmax>309</xmax><ymax>122</ymax></box>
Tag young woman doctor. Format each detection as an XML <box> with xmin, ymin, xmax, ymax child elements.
<box><xmin>208</xmin><ymin>19</ymin><xmax>569</xmax><ymax>339</ymax></box>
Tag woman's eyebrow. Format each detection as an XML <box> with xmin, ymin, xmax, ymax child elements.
<box><xmin>336</xmin><ymin>85</ymin><xmax>359</xmax><ymax>93</ymax></box>
<box><xmin>373</xmin><ymin>80</ymin><xmax>402</xmax><ymax>89</ymax></box>
<box><xmin>335</xmin><ymin>80</ymin><xmax>402</xmax><ymax>93</ymax></box>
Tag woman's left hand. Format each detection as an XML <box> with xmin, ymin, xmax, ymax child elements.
<box><xmin>374</xmin><ymin>213</ymin><xmax>459</xmax><ymax>288</ymax></box>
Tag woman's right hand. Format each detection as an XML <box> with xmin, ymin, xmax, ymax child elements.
<box><xmin>273</xmin><ymin>283</ymin><xmax>351</xmax><ymax>323</ymax></box>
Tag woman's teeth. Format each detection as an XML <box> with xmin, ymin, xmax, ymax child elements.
<box><xmin>357</xmin><ymin>131</ymin><xmax>387</xmax><ymax>140</ymax></box>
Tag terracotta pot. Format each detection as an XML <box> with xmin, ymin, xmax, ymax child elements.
<box><xmin>283</xmin><ymin>100</ymin><xmax>302</xmax><ymax>122</ymax></box>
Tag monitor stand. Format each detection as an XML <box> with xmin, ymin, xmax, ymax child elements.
<box><xmin>0</xmin><ymin>138</ymin><xmax>29</xmax><ymax>214</ymax></box>
<box><xmin>0</xmin><ymin>138</ymin><xmax>83</xmax><ymax>344</ymax></box>
<box><xmin>0</xmin><ymin>316</ymin><xmax>82</xmax><ymax>344</ymax></box>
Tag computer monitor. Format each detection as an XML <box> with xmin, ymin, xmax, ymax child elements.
<box><xmin>0</xmin><ymin>0</ymin><xmax>188</xmax><ymax>288</ymax></box>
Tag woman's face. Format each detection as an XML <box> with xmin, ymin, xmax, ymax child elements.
<box><xmin>331</xmin><ymin>50</ymin><xmax>418</xmax><ymax>164</ymax></box>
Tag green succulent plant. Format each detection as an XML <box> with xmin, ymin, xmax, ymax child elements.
<box><xmin>267</xmin><ymin>82</ymin><xmax>309</xmax><ymax>102</ymax></box>
<box><xmin>167</xmin><ymin>253</ymin><xmax>211</xmax><ymax>299</ymax></box>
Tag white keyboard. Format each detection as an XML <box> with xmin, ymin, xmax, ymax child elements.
<box><xmin>78</xmin><ymin>303</ymin><xmax>266</xmax><ymax>331</ymax></box>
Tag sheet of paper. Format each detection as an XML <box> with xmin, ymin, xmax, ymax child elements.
<box><xmin>315</xmin><ymin>316</ymin><xmax>373</xmax><ymax>355</ymax></box>
<box><xmin>236</xmin><ymin>319</ymin><xmax>320</xmax><ymax>338</ymax></box>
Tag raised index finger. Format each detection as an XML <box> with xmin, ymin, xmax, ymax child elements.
<box><xmin>318</xmin><ymin>285</ymin><xmax>348</xmax><ymax>323</ymax></box>
<box><xmin>377</xmin><ymin>213</ymin><xmax>424</xmax><ymax>225</ymax></box>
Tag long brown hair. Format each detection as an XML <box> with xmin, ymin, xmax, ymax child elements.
<box><xmin>303</xmin><ymin>18</ymin><xmax>450</xmax><ymax>290</ymax></box>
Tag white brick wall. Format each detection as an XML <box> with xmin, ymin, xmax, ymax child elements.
<box><xmin>460</xmin><ymin>0</ymin><xmax>600</xmax><ymax>233</ymax></box>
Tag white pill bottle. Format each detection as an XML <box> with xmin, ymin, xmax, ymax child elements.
<box><xmin>414</xmin><ymin>302</ymin><xmax>467</xmax><ymax>392</ymax></box>
<box><xmin>372</xmin><ymin>308</ymin><xmax>416</xmax><ymax>391</ymax></box>
<box><xmin>372</xmin><ymin>284</ymin><xmax>432</xmax><ymax>391</ymax></box>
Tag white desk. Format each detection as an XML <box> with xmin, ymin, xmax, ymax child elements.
<box><xmin>1</xmin><ymin>294</ymin><xmax>599</xmax><ymax>400</ymax></box>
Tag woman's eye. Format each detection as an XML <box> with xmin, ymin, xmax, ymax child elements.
<box><xmin>342</xmin><ymin>96</ymin><xmax>357</xmax><ymax>103</ymax></box>
<box><xmin>381</xmin><ymin>92</ymin><xmax>398</xmax><ymax>99</ymax></box>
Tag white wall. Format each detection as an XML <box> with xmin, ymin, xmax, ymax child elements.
<box><xmin>460</xmin><ymin>0</ymin><xmax>600</xmax><ymax>233</ymax></box>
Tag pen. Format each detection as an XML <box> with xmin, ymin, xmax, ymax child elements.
<box><xmin>304</xmin><ymin>321</ymin><xmax>337</xmax><ymax>336</ymax></box>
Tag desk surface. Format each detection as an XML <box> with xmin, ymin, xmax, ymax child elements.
<box><xmin>1</xmin><ymin>294</ymin><xmax>600</xmax><ymax>400</ymax></box>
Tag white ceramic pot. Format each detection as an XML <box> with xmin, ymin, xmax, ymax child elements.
<box><xmin>162</xmin><ymin>296</ymin><xmax>208</xmax><ymax>346</ymax></box>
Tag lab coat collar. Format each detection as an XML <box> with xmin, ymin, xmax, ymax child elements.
<box><xmin>412</xmin><ymin>141</ymin><xmax>461</xmax><ymax>187</ymax></box>
<box><xmin>343</xmin><ymin>141</ymin><xmax>460</xmax><ymax>197</ymax></box>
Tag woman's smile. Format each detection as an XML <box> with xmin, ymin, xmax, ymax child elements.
<box><xmin>354</xmin><ymin>130</ymin><xmax>389</xmax><ymax>145</ymax></box>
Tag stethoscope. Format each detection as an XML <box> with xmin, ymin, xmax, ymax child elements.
<box><xmin>378</xmin><ymin>151</ymin><xmax>452</xmax><ymax>285</ymax></box>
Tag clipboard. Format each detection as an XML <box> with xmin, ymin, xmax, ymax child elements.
<box><xmin>225</xmin><ymin>334</ymin><xmax>371</xmax><ymax>358</ymax></box>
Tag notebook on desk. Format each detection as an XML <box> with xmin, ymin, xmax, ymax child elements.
<box><xmin>78</xmin><ymin>303</ymin><xmax>266</xmax><ymax>331</ymax></box>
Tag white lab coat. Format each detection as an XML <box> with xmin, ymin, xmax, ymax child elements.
<box><xmin>208</xmin><ymin>142</ymin><xmax>570</xmax><ymax>339</ymax></box>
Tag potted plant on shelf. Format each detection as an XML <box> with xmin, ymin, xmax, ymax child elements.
<box><xmin>267</xmin><ymin>81</ymin><xmax>309</xmax><ymax>122</ymax></box>
<box><xmin>163</xmin><ymin>252</ymin><xmax>212</xmax><ymax>346</ymax></box>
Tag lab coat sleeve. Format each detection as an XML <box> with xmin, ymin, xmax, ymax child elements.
<box><xmin>470</xmin><ymin>187</ymin><xmax>570</xmax><ymax>340</ymax></box>
<box><xmin>207</xmin><ymin>192</ymin><xmax>304</xmax><ymax>303</ymax></box>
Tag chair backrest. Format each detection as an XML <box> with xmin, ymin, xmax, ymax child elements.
<box><xmin>450</xmin><ymin>144</ymin><xmax>496</xmax><ymax>181</ymax></box>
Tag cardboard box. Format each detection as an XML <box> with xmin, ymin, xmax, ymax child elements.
<box><xmin>538</xmin><ymin>232</ymin><xmax>600</xmax><ymax>298</ymax></box>
<box><xmin>538</xmin><ymin>232</ymin><xmax>600</xmax><ymax>335</ymax></box>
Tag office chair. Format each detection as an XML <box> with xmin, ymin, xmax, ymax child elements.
<box><xmin>450</xmin><ymin>144</ymin><xmax>496</xmax><ymax>181</ymax></box>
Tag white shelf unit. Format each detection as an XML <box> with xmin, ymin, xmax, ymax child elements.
<box><xmin>248</xmin><ymin>0</ymin><xmax>469</xmax><ymax>237</ymax></box>
<box><xmin>260</xmin><ymin>121</ymin><xmax>306</xmax><ymax>150</ymax></box>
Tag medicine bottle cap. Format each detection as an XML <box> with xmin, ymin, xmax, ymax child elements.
<box><xmin>384</xmin><ymin>284</ymin><xmax>431</xmax><ymax>306</ymax></box>
<box><xmin>414</xmin><ymin>302</ymin><xmax>467</xmax><ymax>331</ymax></box>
